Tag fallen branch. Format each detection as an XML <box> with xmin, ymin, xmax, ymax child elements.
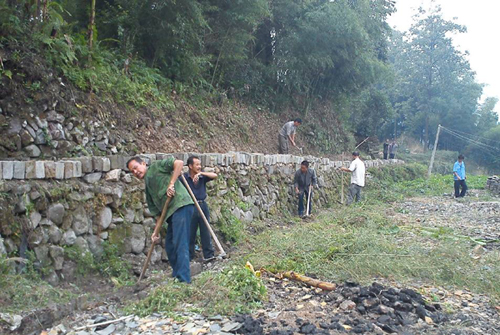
<box><xmin>74</xmin><ymin>315</ymin><xmax>133</xmax><ymax>331</ymax></box>
<box><xmin>263</xmin><ymin>269</ymin><xmax>336</xmax><ymax>291</ymax></box>
<box><xmin>333</xmin><ymin>253</ymin><xmax>414</xmax><ymax>257</ymax></box>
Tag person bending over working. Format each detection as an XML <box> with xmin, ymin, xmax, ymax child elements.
<box><xmin>294</xmin><ymin>160</ymin><xmax>318</xmax><ymax>216</ymax></box>
<box><xmin>183</xmin><ymin>155</ymin><xmax>217</xmax><ymax>261</ymax></box>
<box><xmin>127</xmin><ymin>156</ymin><xmax>194</xmax><ymax>283</ymax></box>
<box><xmin>339</xmin><ymin>152</ymin><xmax>366</xmax><ymax>205</ymax></box>
<box><xmin>278</xmin><ymin>118</ymin><xmax>302</xmax><ymax>154</ymax></box>
<box><xmin>453</xmin><ymin>154</ymin><xmax>467</xmax><ymax>198</ymax></box>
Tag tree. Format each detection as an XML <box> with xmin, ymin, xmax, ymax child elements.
<box><xmin>388</xmin><ymin>6</ymin><xmax>483</xmax><ymax>150</ymax></box>
<box><xmin>251</xmin><ymin>0</ymin><xmax>395</xmax><ymax>112</ymax></box>
<box><xmin>475</xmin><ymin>97</ymin><xmax>499</xmax><ymax>133</ymax></box>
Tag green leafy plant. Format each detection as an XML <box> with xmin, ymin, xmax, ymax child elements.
<box><xmin>218</xmin><ymin>208</ymin><xmax>244</xmax><ymax>243</ymax></box>
<box><xmin>64</xmin><ymin>242</ymin><xmax>133</xmax><ymax>286</ymax></box>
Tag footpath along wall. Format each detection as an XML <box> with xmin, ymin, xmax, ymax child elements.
<box><xmin>0</xmin><ymin>152</ymin><xmax>403</xmax><ymax>283</ymax></box>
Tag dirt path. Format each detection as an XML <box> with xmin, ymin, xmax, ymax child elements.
<box><xmin>392</xmin><ymin>191</ymin><xmax>500</xmax><ymax>249</ymax></box>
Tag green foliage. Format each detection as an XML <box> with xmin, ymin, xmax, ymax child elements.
<box><xmin>65</xmin><ymin>242</ymin><xmax>133</xmax><ymax>286</ymax></box>
<box><xmin>367</xmin><ymin>163</ymin><xmax>488</xmax><ymax>202</ymax></box>
<box><xmin>127</xmin><ymin>264</ymin><xmax>266</xmax><ymax>316</ymax></box>
<box><xmin>387</xmin><ymin>6</ymin><xmax>490</xmax><ymax>148</ymax></box>
<box><xmin>217</xmin><ymin>208</ymin><xmax>244</xmax><ymax>243</ymax></box>
<box><xmin>39</xmin><ymin>32</ymin><xmax>175</xmax><ymax>110</ymax></box>
<box><xmin>349</xmin><ymin>88</ymin><xmax>394</xmax><ymax>137</ymax></box>
<box><xmin>0</xmin><ymin>254</ymin><xmax>75</xmax><ymax>313</ymax></box>
<box><xmin>465</xmin><ymin>122</ymin><xmax>500</xmax><ymax>173</ymax></box>
<box><xmin>126</xmin><ymin>280</ymin><xmax>193</xmax><ymax>317</ymax></box>
<box><xmin>244</xmin><ymin>200</ymin><xmax>500</xmax><ymax>300</ymax></box>
<box><xmin>215</xmin><ymin>266</ymin><xmax>267</xmax><ymax>312</ymax></box>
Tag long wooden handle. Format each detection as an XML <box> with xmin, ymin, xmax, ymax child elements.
<box><xmin>138</xmin><ymin>196</ymin><xmax>172</xmax><ymax>283</ymax></box>
<box><xmin>306</xmin><ymin>184</ymin><xmax>312</xmax><ymax>216</ymax></box>
<box><xmin>180</xmin><ymin>174</ymin><xmax>226</xmax><ymax>257</ymax></box>
<box><xmin>341</xmin><ymin>153</ymin><xmax>345</xmax><ymax>204</ymax></box>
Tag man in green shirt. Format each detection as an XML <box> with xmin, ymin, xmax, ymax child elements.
<box><xmin>127</xmin><ymin>156</ymin><xmax>194</xmax><ymax>283</ymax></box>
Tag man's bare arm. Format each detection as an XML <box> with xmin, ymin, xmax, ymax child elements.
<box><xmin>201</xmin><ymin>172</ymin><xmax>218</xmax><ymax>179</ymax></box>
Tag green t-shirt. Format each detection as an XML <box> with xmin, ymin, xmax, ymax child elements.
<box><xmin>145</xmin><ymin>158</ymin><xmax>194</xmax><ymax>220</ymax></box>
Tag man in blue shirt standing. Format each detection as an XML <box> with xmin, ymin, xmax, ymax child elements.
<box><xmin>453</xmin><ymin>154</ymin><xmax>467</xmax><ymax>198</ymax></box>
<box><xmin>183</xmin><ymin>156</ymin><xmax>217</xmax><ymax>261</ymax></box>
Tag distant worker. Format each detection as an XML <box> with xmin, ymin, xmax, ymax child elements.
<box><xmin>127</xmin><ymin>156</ymin><xmax>194</xmax><ymax>283</ymax></box>
<box><xmin>388</xmin><ymin>139</ymin><xmax>398</xmax><ymax>159</ymax></box>
<box><xmin>183</xmin><ymin>156</ymin><xmax>216</xmax><ymax>261</ymax></box>
<box><xmin>383</xmin><ymin>139</ymin><xmax>390</xmax><ymax>160</ymax></box>
<box><xmin>453</xmin><ymin>154</ymin><xmax>467</xmax><ymax>198</ymax></box>
<box><xmin>278</xmin><ymin>118</ymin><xmax>302</xmax><ymax>154</ymax></box>
<box><xmin>123</xmin><ymin>53</ymin><xmax>132</xmax><ymax>76</ymax></box>
<box><xmin>294</xmin><ymin>160</ymin><xmax>318</xmax><ymax>216</ymax></box>
<box><xmin>339</xmin><ymin>152</ymin><xmax>366</xmax><ymax>205</ymax></box>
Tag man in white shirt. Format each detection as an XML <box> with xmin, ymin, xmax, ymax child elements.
<box><xmin>339</xmin><ymin>151</ymin><xmax>366</xmax><ymax>205</ymax></box>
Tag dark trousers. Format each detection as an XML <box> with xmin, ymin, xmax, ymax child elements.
<box><xmin>298</xmin><ymin>189</ymin><xmax>312</xmax><ymax>216</ymax></box>
<box><xmin>347</xmin><ymin>184</ymin><xmax>362</xmax><ymax>205</ymax></box>
<box><xmin>454</xmin><ymin>180</ymin><xmax>467</xmax><ymax>198</ymax></box>
<box><xmin>189</xmin><ymin>201</ymin><xmax>215</xmax><ymax>260</ymax></box>
<box><xmin>165</xmin><ymin>204</ymin><xmax>194</xmax><ymax>283</ymax></box>
<box><xmin>278</xmin><ymin>135</ymin><xmax>289</xmax><ymax>154</ymax></box>
<box><xmin>383</xmin><ymin>152</ymin><xmax>388</xmax><ymax>160</ymax></box>
<box><xmin>389</xmin><ymin>153</ymin><xmax>395</xmax><ymax>159</ymax></box>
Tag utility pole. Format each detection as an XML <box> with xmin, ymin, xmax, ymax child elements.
<box><xmin>427</xmin><ymin>124</ymin><xmax>441</xmax><ymax>178</ymax></box>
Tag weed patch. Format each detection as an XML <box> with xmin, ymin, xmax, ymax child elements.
<box><xmin>367</xmin><ymin>164</ymin><xmax>488</xmax><ymax>202</ymax></box>
<box><xmin>65</xmin><ymin>242</ymin><xmax>133</xmax><ymax>286</ymax></box>
<box><xmin>241</xmin><ymin>205</ymin><xmax>500</xmax><ymax>300</ymax></box>
<box><xmin>0</xmin><ymin>256</ymin><xmax>75</xmax><ymax>313</ymax></box>
<box><xmin>127</xmin><ymin>265</ymin><xmax>266</xmax><ymax>317</ymax></box>
<box><xmin>217</xmin><ymin>208</ymin><xmax>245</xmax><ymax>244</ymax></box>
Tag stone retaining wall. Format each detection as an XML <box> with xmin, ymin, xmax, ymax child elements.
<box><xmin>1</xmin><ymin>152</ymin><xmax>399</xmax><ymax>181</ymax></box>
<box><xmin>0</xmin><ymin>152</ymin><xmax>403</xmax><ymax>283</ymax></box>
<box><xmin>486</xmin><ymin>176</ymin><xmax>500</xmax><ymax>194</ymax></box>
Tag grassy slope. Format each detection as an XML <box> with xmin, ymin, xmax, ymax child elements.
<box><xmin>1</xmin><ymin>32</ymin><xmax>353</xmax><ymax>159</ymax></box>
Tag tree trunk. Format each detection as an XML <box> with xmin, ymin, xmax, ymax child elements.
<box><xmin>424</xmin><ymin>115</ymin><xmax>429</xmax><ymax>150</ymax></box>
<box><xmin>42</xmin><ymin>0</ymin><xmax>48</xmax><ymax>21</ymax></box>
<box><xmin>88</xmin><ymin>0</ymin><xmax>96</xmax><ymax>51</ymax></box>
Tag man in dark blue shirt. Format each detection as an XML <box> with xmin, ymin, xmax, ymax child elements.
<box><xmin>184</xmin><ymin>156</ymin><xmax>217</xmax><ymax>261</ymax></box>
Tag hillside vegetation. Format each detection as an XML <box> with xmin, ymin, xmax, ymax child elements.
<box><xmin>1</xmin><ymin>1</ymin><xmax>499</xmax><ymax>171</ymax></box>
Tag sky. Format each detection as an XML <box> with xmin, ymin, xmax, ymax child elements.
<box><xmin>387</xmin><ymin>0</ymin><xmax>500</xmax><ymax>115</ymax></box>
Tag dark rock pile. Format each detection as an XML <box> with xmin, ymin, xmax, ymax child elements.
<box><xmin>237</xmin><ymin>281</ymin><xmax>450</xmax><ymax>334</ymax></box>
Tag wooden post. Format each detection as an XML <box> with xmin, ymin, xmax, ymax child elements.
<box><xmin>427</xmin><ymin>124</ymin><xmax>441</xmax><ymax>178</ymax></box>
